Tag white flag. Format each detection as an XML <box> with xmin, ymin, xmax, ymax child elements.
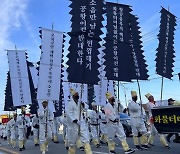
<box><xmin>94</xmin><ymin>78</ymin><xmax>108</xmax><ymax>106</ymax></box>
<box><xmin>7</xmin><ymin>50</ymin><xmax>32</xmax><ymax>107</ymax></box>
<box><xmin>107</xmin><ymin>80</ymin><xmax>114</xmax><ymax>95</ymax></box>
<box><xmin>37</xmin><ymin>28</ymin><xmax>64</xmax><ymax>101</ymax></box>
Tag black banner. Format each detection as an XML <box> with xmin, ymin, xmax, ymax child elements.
<box><xmin>104</xmin><ymin>2</ymin><xmax>148</xmax><ymax>81</ymax></box>
<box><xmin>104</xmin><ymin>2</ymin><xmax>133</xmax><ymax>81</ymax></box>
<box><xmin>129</xmin><ymin>14</ymin><xmax>149</xmax><ymax>80</ymax></box>
<box><xmin>4</xmin><ymin>72</ymin><xmax>15</xmax><ymax>111</ymax></box>
<box><xmin>67</xmin><ymin>0</ymin><xmax>104</xmax><ymax>84</ymax></box>
<box><xmin>155</xmin><ymin>7</ymin><xmax>177</xmax><ymax>79</ymax></box>
<box><xmin>53</xmin><ymin>78</ymin><xmax>64</xmax><ymax>117</ymax></box>
<box><xmin>152</xmin><ymin>106</ymin><xmax>180</xmax><ymax>133</ymax></box>
<box><xmin>88</xmin><ymin>84</ymin><xmax>94</xmax><ymax>109</ymax></box>
<box><xmin>27</xmin><ymin>61</ymin><xmax>38</xmax><ymax>114</ymax></box>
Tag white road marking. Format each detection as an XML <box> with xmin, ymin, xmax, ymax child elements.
<box><xmin>92</xmin><ymin>151</ymin><xmax>109</xmax><ymax>154</ymax></box>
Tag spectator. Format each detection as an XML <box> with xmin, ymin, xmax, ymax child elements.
<box><xmin>166</xmin><ymin>98</ymin><xmax>180</xmax><ymax>143</ymax></box>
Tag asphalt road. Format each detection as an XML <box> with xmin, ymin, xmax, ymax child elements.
<box><xmin>0</xmin><ymin>134</ymin><xmax>179</xmax><ymax>154</ymax></box>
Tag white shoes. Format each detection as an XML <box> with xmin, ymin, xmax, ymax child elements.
<box><xmin>42</xmin><ymin>151</ymin><xmax>46</xmax><ymax>154</ymax></box>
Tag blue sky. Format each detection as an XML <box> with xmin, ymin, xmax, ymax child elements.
<box><xmin>0</xmin><ymin>0</ymin><xmax>180</xmax><ymax>114</ymax></box>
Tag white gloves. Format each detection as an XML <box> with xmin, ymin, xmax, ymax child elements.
<box><xmin>116</xmin><ymin>115</ymin><xmax>120</xmax><ymax>119</ymax></box>
<box><xmin>139</xmin><ymin>100</ymin><xmax>143</xmax><ymax>104</ymax></box>
<box><xmin>117</xmin><ymin>99</ymin><xmax>121</xmax><ymax>104</ymax></box>
<box><xmin>77</xmin><ymin>120</ymin><xmax>82</xmax><ymax>126</ymax></box>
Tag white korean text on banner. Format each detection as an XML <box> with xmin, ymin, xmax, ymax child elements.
<box><xmin>104</xmin><ymin>2</ymin><xmax>149</xmax><ymax>81</ymax></box>
<box><xmin>156</xmin><ymin>7</ymin><xmax>177</xmax><ymax>79</ymax></box>
<box><xmin>67</xmin><ymin>0</ymin><xmax>104</xmax><ymax>84</ymax></box>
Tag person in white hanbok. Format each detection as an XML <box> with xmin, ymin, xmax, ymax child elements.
<box><xmin>99</xmin><ymin>108</ymin><xmax>108</xmax><ymax>144</ymax></box>
<box><xmin>60</xmin><ymin>113</ymin><xmax>69</xmax><ymax>150</ymax></box>
<box><xmin>104</xmin><ymin>92</ymin><xmax>135</xmax><ymax>154</ymax></box>
<box><xmin>128</xmin><ymin>91</ymin><xmax>149</xmax><ymax>151</ymax></box>
<box><xmin>6</xmin><ymin>118</ymin><xmax>11</xmax><ymax>145</ymax></box>
<box><xmin>38</xmin><ymin>100</ymin><xmax>54</xmax><ymax>154</ymax></box>
<box><xmin>145</xmin><ymin>93</ymin><xmax>170</xmax><ymax>149</ymax></box>
<box><xmin>17</xmin><ymin>106</ymin><xmax>30</xmax><ymax>151</ymax></box>
<box><xmin>89</xmin><ymin>103</ymin><xmax>101</xmax><ymax>148</ymax></box>
<box><xmin>32</xmin><ymin>114</ymin><xmax>39</xmax><ymax>146</ymax></box>
<box><xmin>9</xmin><ymin>113</ymin><xmax>18</xmax><ymax>148</ymax></box>
<box><xmin>66</xmin><ymin>88</ymin><xmax>92</xmax><ymax>154</ymax></box>
<box><xmin>52</xmin><ymin>115</ymin><xmax>61</xmax><ymax>143</ymax></box>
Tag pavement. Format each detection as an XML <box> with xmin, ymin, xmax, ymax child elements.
<box><xmin>0</xmin><ymin>134</ymin><xmax>179</xmax><ymax>154</ymax></box>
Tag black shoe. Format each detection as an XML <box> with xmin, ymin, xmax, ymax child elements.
<box><xmin>109</xmin><ymin>150</ymin><xmax>116</xmax><ymax>154</ymax></box>
<box><xmin>65</xmin><ymin>147</ymin><xmax>69</xmax><ymax>150</ymax></box>
<box><xmin>148</xmin><ymin>143</ymin><xmax>154</xmax><ymax>146</ymax></box>
<box><xmin>137</xmin><ymin>132</ymin><xmax>142</xmax><ymax>137</ymax></box>
<box><xmin>173</xmin><ymin>139</ymin><xmax>180</xmax><ymax>143</ymax></box>
<box><xmin>35</xmin><ymin>144</ymin><xmax>39</xmax><ymax>146</ymax></box>
<box><xmin>136</xmin><ymin>145</ymin><xmax>143</xmax><ymax>150</ymax></box>
<box><xmin>79</xmin><ymin>146</ymin><xmax>85</xmax><ymax>151</ymax></box>
<box><xmin>19</xmin><ymin>148</ymin><xmax>23</xmax><ymax>151</ymax></box>
<box><xmin>54</xmin><ymin>141</ymin><xmax>59</xmax><ymax>143</ymax></box>
<box><xmin>125</xmin><ymin>149</ymin><xmax>135</xmax><ymax>154</ymax></box>
<box><xmin>100</xmin><ymin>140</ymin><xmax>105</xmax><ymax>144</ymax></box>
<box><xmin>165</xmin><ymin>145</ymin><xmax>170</xmax><ymax>149</ymax></box>
<box><xmin>96</xmin><ymin>144</ymin><xmax>101</xmax><ymax>148</ymax></box>
<box><xmin>141</xmin><ymin>145</ymin><xmax>149</xmax><ymax>150</ymax></box>
<box><xmin>22</xmin><ymin>145</ymin><xmax>25</xmax><ymax>150</ymax></box>
<box><xmin>166</xmin><ymin>136</ymin><xmax>170</xmax><ymax>143</ymax></box>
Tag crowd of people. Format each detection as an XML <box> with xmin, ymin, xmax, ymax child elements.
<box><xmin>0</xmin><ymin>89</ymin><xmax>179</xmax><ymax>154</ymax></box>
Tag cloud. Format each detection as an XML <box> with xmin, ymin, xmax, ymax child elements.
<box><xmin>140</xmin><ymin>12</ymin><xmax>160</xmax><ymax>36</ymax></box>
<box><xmin>0</xmin><ymin>0</ymin><xmax>29</xmax><ymax>61</ymax></box>
<box><xmin>0</xmin><ymin>0</ymin><xmax>29</xmax><ymax>113</ymax></box>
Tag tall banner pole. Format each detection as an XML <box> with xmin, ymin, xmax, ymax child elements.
<box><xmin>160</xmin><ymin>6</ymin><xmax>169</xmax><ymax>105</ymax></box>
<box><xmin>137</xmin><ymin>79</ymin><xmax>143</xmax><ymax>114</ymax></box>
<box><xmin>52</xmin><ymin>22</ymin><xmax>54</xmax><ymax>30</ymax></box>
<box><xmin>121</xmin><ymin>83</ymin><xmax>128</xmax><ymax>107</ymax></box>
<box><xmin>160</xmin><ymin>76</ymin><xmax>164</xmax><ymax>104</ymax></box>
<box><xmin>118</xmin><ymin>81</ymin><xmax>120</xmax><ymax>100</ymax></box>
<box><xmin>117</xmin><ymin>81</ymin><xmax>120</xmax><ymax>117</ymax></box>
<box><xmin>78</xmin><ymin>84</ymin><xmax>83</xmax><ymax>135</ymax></box>
<box><xmin>117</xmin><ymin>0</ymin><xmax>119</xmax><ymax>107</ymax></box>
<box><xmin>160</xmin><ymin>6</ymin><xmax>169</xmax><ymax>104</ymax></box>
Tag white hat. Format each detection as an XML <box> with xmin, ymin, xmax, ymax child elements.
<box><xmin>106</xmin><ymin>92</ymin><xmax>113</xmax><ymax>99</ymax></box>
<box><xmin>70</xmin><ymin>88</ymin><xmax>78</xmax><ymax>96</ymax></box>
<box><xmin>91</xmin><ymin>102</ymin><xmax>96</xmax><ymax>106</ymax></box>
<box><xmin>131</xmin><ymin>91</ymin><xmax>137</xmax><ymax>97</ymax></box>
<box><xmin>145</xmin><ymin>93</ymin><xmax>152</xmax><ymax>99</ymax></box>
